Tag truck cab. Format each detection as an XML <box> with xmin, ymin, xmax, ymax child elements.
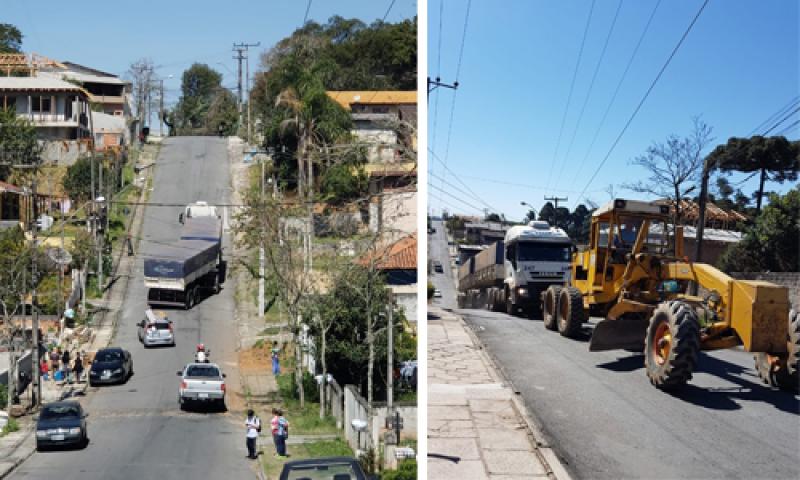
<box><xmin>503</xmin><ymin>221</ymin><xmax>572</xmax><ymax>314</ymax></box>
<box><xmin>179</xmin><ymin>201</ymin><xmax>219</xmax><ymax>224</ymax></box>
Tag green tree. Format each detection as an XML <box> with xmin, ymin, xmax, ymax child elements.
<box><xmin>0</xmin><ymin>24</ymin><xmax>22</xmax><ymax>53</ymax></box>
<box><xmin>567</xmin><ymin>204</ymin><xmax>592</xmax><ymax>243</ymax></box>
<box><xmin>63</xmin><ymin>157</ymin><xmax>107</xmax><ymax>203</ymax></box>
<box><xmin>205</xmin><ymin>88</ymin><xmax>239</xmax><ymax>136</ymax></box>
<box><xmin>172</xmin><ymin>64</ymin><xmax>230</xmax><ymax>135</ymax></box>
<box><xmin>538</xmin><ymin>202</ymin><xmax>570</xmax><ymax>231</ymax></box>
<box><xmin>0</xmin><ymin>108</ymin><xmax>41</xmax><ymax>180</ymax></box>
<box><xmin>718</xmin><ymin>188</ymin><xmax>799</xmax><ymax>272</ymax></box>
<box><xmin>320</xmin><ymin>163</ymin><xmax>367</xmax><ymax>205</ymax></box>
<box><xmin>706</xmin><ymin>135</ymin><xmax>799</xmax><ymax>216</ymax></box>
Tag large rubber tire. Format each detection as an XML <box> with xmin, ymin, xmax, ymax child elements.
<box><xmin>557</xmin><ymin>287</ymin><xmax>585</xmax><ymax>338</ymax></box>
<box><xmin>644</xmin><ymin>301</ymin><xmax>700</xmax><ymax>389</ymax></box>
<box><xmin>543</xmin><ymin>286</ymin><xmax>562</xmax><ymax>331</ymax></box>
<box><xmin>754</xmin><ymin>309</ymin><xmax>799</xmax><ymax>393</ymax></box>
<box><xmin>505</xmin><ymin>289</ymin><xmax>516</xmax><ymax>316</ymax></box>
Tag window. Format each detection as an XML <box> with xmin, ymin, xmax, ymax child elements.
<box><xmin>31</xmin><ymin>96</ymin><xmax>52</xmax><ymax>113</ymax></box>
<box><xmin>517</xmin><ymin>243</ymin><xmax>571</xmax><ymax>262</ymax></box>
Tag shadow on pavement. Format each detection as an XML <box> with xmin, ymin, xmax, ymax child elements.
<box><xmin>596</xmin><ymin>354</ymin><xmax>645</xmax><ymax>372</ymax></box>
<box><xmin>428</xmin><ymin>312</ymin><xmax>441</xmax><ymax>320</ymax></box>
<box><xmin>668</xmin><ymin>353</ymin><xmax>800</xmax><ymax>414</ymax></box>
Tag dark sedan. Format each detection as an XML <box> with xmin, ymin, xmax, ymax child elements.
<box><xmin>35</xmin><ymin>401</ymin><xmax>88</xmax><ymax>450</ymax></box>
<box><xmin>89</xmin><ymin>347</ymin><xmax>133</xmax><ymax>386</ymax></box>
<box><xmin>279</xmin><ymin>457</ymin><xmax>369</xmax><ymax>480</ymax></box>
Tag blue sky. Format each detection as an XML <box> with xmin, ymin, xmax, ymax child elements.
<box><xmin>428</xmin><ymin>0</ymin><xmax>799</xmax><ymax>220</ymax></box>
<box><xmin>3</xmin><ymin>0</ymin><xmax>416</xmax><ymax>131</ymax></box>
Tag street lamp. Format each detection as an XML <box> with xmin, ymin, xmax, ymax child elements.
<box><xmin>520</xmin><ymin>201</ymin><xmax>536</xmax><ymax>222</ymax></box>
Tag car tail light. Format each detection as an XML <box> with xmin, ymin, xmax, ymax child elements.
<box><xmin>181</xmin><ymin>381</ymin><xmax>187</xmax><ymax>389</ymax></box>
<box><xmin>168</xmin><ymin>323</ymin><xmax>173</xmax><ymax>332</ymax></box>
<box><xmin>220</xmin><ymin>383</ymin><xmax>226</xmax><ymax>393</ymax></box>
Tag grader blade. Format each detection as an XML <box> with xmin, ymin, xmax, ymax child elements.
<box><xmin>589</xmin><ymin>317</ymin><xmax>650</xmax><ymax>352</ymax></box>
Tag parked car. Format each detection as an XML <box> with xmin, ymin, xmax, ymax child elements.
<box><xmin>35</xmin><ymin>401</ymin><xmax>88</xmax><ymax>450</ymax></box>
<box><xmin>137</xmin><ymin>309</ymin><xmax>175</xmax><ymax>347</ymax></box>
<box><xmin>177</xmin><ymin>362</ymin><xmax>226</xmax><ymax>410</ymax></box>
<box><xmin>434</xmin><ymin>264</ymin><xmax>444</xmax><ymax>273</ymax></box>
<box><xmin>89</xmin><ymin>347</ymin><xmax>133</xmax><ymax>386</ymax></box>
<box><xmin>279</xmin><ymin>457</ymin><xmax>369</xmax><ymax>480</ymax></box>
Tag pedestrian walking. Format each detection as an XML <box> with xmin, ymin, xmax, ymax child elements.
<box><xmin>245</xmin><ymin>409</ymin><xmax>261</xmax><ymax>459</ymax></box>
<box><xmin>73</xmin><ymin>353</ymin><xmax>84</xmax><ymax>383</ymax></box>
<box><xmin>50</xmin><ymin>349</ymin><xmax>60</xmax><ymax>382</ymax></box>
<box><xmin>271</xmin><ymin>341</ymin><xmax>280</xmax><ymax>375</ymax></box>
<box><xmin>271</xmin><ymin>408</ymin><xmax>289</xmax><ymax>457</ymax></box>
<box><xmin>40</xmin><ymin>357</ymin><xmax>49</xmax><ymax>382</ymax></box>
<box><xmin>61</xmin><ymin>349</ymin><xmax>71</xmax><ymax>383</ymax></box>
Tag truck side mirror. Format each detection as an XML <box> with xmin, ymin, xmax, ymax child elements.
<box><xmin>178</xmin><ymin>213</ymin><xmax>184</xmax><ymax>224</ymax></box>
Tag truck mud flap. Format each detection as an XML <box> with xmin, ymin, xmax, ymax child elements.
<box><xmin>589</xmin><ymin>317</ymin><xmax>649</xmax><ymax>352</ymax></box>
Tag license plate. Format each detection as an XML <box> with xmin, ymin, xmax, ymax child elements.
<box><xmin>102</xmin><ymin>371</ymin><xmax>111</xmax><ymax>379</ymax></box>
<box><xmin>51</xmin><ymin>434</ymin><xmax>65</xmax><ymax>441</ymax></box>
<box><xmin>198</xmin><ymin>393</ymin><xmax>209</xmax><ymax>399</ymax></box>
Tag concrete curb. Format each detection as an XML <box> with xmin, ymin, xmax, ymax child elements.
<box><xmin>458</xmin><ymin>311</ymin><xmax>574</xmax><ymax>480</ymax></box>
<box><xmin>0</xmin><ymin>429</ymin><xmax>34</xmax><ymax>479</ymax></box>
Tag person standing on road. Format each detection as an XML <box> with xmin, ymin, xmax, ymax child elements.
<box><xmin>73</xmin><ymin>353</ymin><xmax>84</xmax><ymax>383</ymax></box>
<box><xmin>61</xmin><ymin>349</ymin><xmax>71</xmax><ymax>383</ymax></box>
<box><xmin>271</xmin><ymin>341</ymin><xmax>280</xmax><ymax>375</ymax></box>
<box><xmin>40</xmin><ymin>357</ymin><xmax>49</xmax><ymax>382</ymax></box>
<box><xmin>245</xmin><ymin>409</ymin><xmax>261</xmax><ymax>459</ymax></box>
<box><xmin>271</xmin><ymin>408</ymin><xmax>289</xmax><ymax>457</ymax></box>
<box><xmin>50</xmin><ymin>348</ymin><xmax>60</xmax><ymax>381</ymax></box>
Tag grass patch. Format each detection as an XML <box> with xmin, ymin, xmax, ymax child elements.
<box><xmin>259</xmin><ymin>325</ymin><xmax>283</xmax><ymax>336</ymax></box>
<box><xmin>260</xmin><ymin>438</ymin><xmax>352</xmax><ymax>479</ymax></box>
<box><xmin>1</xmin><ymin>418</ymin><xmax>19</xmax><ymax>437</ymax></box>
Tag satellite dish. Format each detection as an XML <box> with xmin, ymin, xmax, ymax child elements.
<box><xmin>47</xmin><ymin>247</ymin><xmax>73</xmax><ymax>266</ymax></box>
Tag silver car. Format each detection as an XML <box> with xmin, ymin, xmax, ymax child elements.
<box><xmin>137</xmin><ymin>309</ymin><xmax>175</xmax><ymax>347</ymax></box>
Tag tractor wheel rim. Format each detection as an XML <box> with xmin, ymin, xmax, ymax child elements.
<box><xmin>653</xmin><ymin>322</ymin><xmax>672</xmax><ymax>366</ymax></box>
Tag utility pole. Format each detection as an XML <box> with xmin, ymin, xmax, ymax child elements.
<box><xmin>233</xmin><ymin>42</ymin><xmax>260</xmax><ymax>139</ymax></box>
<box><xmin>30</xmin><ymin>179</ymin><xmax>40</xmax><ymax>408</ymax></box>
<box><xmin>544</xmin><ymin>196</ymin><xmax>568</xmax><ymax>228</ymax></box>
<box><xmin>97</xmin><ymin>157</ymin><xmax>103</xmax><ymax>291</ymax></box>
<box><xmin>159</xmin><ymin>78</ymin><xmax>164</xmax><ymax>136</ymax></box>
<box><xmin>386</xmin><ymin>299</ymin><xmax>394</xmax><ymax>415</ymax></box>
<box><xmin>427</xmin><ymin>76</ymin><xmax>459</xmax><ymax>102</ymax></box>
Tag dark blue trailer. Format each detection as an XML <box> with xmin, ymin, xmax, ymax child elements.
<box><xmin>144</xmin><ymin>216</ymin><xmax>223</xmax><ymax>308</ymax></box>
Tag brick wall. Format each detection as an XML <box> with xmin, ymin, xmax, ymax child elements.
<box><xmin>731</xmin><ymin>272</ymin><xmax>800</xmax><ymax>309</ymax></box>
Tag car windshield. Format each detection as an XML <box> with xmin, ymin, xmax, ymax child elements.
<box><xmin>95</xmin><ymin>350</ymin><xmax>122</xmax><ymax>362</ymax></box>
<box><xmin>41</xmin><ymin>405</ymin><xmax>80</xmax><ymax>419</ymax></box>
<box><xmin>186</xmin><ymin>365</ymin><xmax>220</xmax><ymax>377</ymax></box>
<box><xmin>286</xmin><ymin>463</ymin><xmax>361</xmax><ymax>480</ymax></box>
<box><xmin>517</xmin><ymin>243</ymin><xmax>571</xmax><ymax>262</ymax></box>
<box><xmin>149</xmin><ymin>322</ymin><xmax>171</xmax><ymax>330</ymax></box>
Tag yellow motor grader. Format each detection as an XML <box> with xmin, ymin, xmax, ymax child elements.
<box><xmin>542</xmin><ymin>199</ymin><xmax>798</xmax><ymax>391</ymax></box>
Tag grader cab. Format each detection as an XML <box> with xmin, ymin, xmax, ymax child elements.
<box><xmin>542</xmin><ymin>199</ymin><xmax>798</xmax><ymax>391</ymax></box>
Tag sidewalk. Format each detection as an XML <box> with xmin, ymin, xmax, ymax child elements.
<box><xmin>428</xmin><ymin>306</ymin><xmax>571</xmax><ymax>480</ymax></box>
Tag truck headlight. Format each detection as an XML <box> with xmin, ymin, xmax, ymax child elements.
<box><xmin>517</xmin><ymin>287</ymin><xmax>528</xmax><ymax>296</ymax></box>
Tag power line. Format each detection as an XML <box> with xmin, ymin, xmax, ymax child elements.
<box><xmin>457</xmin><ymin>173</ymin><xmax>605</xmax><ymax>195</ymax></box>
<box><xmin>438</xmin><ymin>0</ymin><xmax>472</xmax><ymax>206</ymax></box>
<box><xmin>382</xmin><ymin>0</ymin><xmax>397</xmax><ymax>21</ymax></box>
<box><xmin>551</xmin><ymin>0</ymin><xmax>624</xmax><ymax>193</ymax></box>
<box><xmin>571</xmin><ymin>0</ymin><xmax>662</xmax><ymax>189</ymax></box>
<box><xmin>428</xmin><ymin>191</ymin><xmax>482</xmax><ymax>215</ymax></box>
<box><xmin>544</xmin><ymin>0</ymin><xmax>597</xmax><ymax>195</ymax></box>
<box><xmin>428</xmin><ymin>147</ymin><xmax>499</xmax><ymax>213</ymax></box>
<box><xmin>431</xmin><ymin>0</ymin><xmax>445</xmax><ymax>157</ymax></box>
<box><xmin>774</xmin><ymin>118</ymin><xmax>800</xmax><ymax>137</ymax></box>
<box><xmin>429</xmin><ymin>170</ymin><xmax>497</xmax><ymax>213</ymax></box>
<box><xmin>303</xmin><ymin>0</ymin><xmax>313</xmax><ymax>25</ymax></box>
<box><xmin>428</xmin><ymin>182</ymin><xmax>486</xmax><ymax>213</ymax></box>
<box><xmin>576</xmin><ymin>0</ymin><xmax>710</xmax><ymax>204</ymax></box>
<box><xmin>747</xmin><ymin>96</ymin><xmax>800</xmax><ymax>137</ymax></box>
<box><xmin>761</xmin><ymin>105</ymin><xmax>800</xmax><ymax>136</ymax></box>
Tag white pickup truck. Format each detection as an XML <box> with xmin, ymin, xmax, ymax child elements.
<box><xmin>177</xmin><ymin>363</ymin><xmax>226</xmax><ymax>410</ymax></box>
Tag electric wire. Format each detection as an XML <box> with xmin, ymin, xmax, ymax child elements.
<box><xmin>428</xmin><ymin>182</ymin><xmax>486</xmax><ymax>213</ymax></box>
<box><xmin>576</xmin><ymin>0</ymin><xmax>711</xmax><ymax>204</ymax></box>
<box><xmin>774</xmin><ymin>118</ymin><xmax>800</xmax><ymax>137</ymax></box>
<box><xmin>428</xmin><ymin>191</ymin><xmax>482</xmax><ymax>215</ymax></box>
<box><xmin>747</xmin><ymin>96</ymin><xmax>800</xmax><ymax>137</ymax></box>
<box><xmin>429</xmin><ymin>170</ymin><xmax>500</xmax><ymax>214</ymax></box>
<box><xmin>428</xmin><ymin>147</ymin><xmax>498</xmax><ymax>213</ymax></box>
<box><xmin>431</xmin><ymin>0</ymin><xmax>445</xmax><ymax>158</ymax></box>
<box><xmin>551</xmin><ymin>0</ymin><xmax>624</xmax><ymax>193</ymax></box>
<box><xmin>303</xmin><ymin>0</ymin><xmax>313</xmax><ymax>25</ymax></box>
<box><xmin>571</xmin><ymin>0</ymin><xmax>662</xmax><ymax>189</ymax></box>
<box><xmin>543</xmin><ymin>0</ymin><xmax>597</xmax><ymax>195</ymax></box>
<box><xmin>382</xmin><ymin>0</ymin><xmax>397</xmax><ymax>22</ymax></box>
<box><xmin>761</xmin><ymin>105</ymin><xmax>800</xmax><ymax>136</ymax></box>
<box><xmin>438</xmin><ymin>0</ymin><xmax>472</xmax><ymax>208</ymax></box>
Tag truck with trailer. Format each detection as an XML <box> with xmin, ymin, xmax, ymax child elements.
<box><xmin>457</xmin><ymin>221</ymin><xmax>572</xmax><ymax>316</ymax></box>
<box><xmin>144</xmin><ymin>214</ymin><xmax>224</xmax><ymax>309</ymax></box>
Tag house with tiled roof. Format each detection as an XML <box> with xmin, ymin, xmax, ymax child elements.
<box><xmin>359</xmin><ymin>234</ymin><xmax>417</xmax><ymax>325</ymax></box>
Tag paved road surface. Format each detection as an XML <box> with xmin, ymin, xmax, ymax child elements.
<box><xmin>429</xmin><ymin>219</ymin><xmax>799</xmax><ymax>479</ymax></box>
<box><xmin>428</xmin><ymin>219</ymin><xmax>457</xmax><ymax>310</ymax></box>
<box><xmin>11</xmin><ymin>138</ymin><xmax>256</xmax><ymax>479</ymax></box>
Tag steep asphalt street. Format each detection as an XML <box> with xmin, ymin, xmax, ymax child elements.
<box><xmin>428</xmin><ymin>219</ymin><xmax>457</xmax><ymax>310</ymax></box>
<box><xmin>11</xmin><ymin>137</ymin><xmax>256</xmax><ymax>479</ymax></box>
<box><xmin>430</xmin><ymin>220</ymin><xmax>800</xmax><ymax>480</ymax></box>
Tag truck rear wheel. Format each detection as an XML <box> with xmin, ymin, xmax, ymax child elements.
<box><xmin>644</xmin><ymin>301</ymin><xmax>700</xmax><ymax>389</ymax></box>
<box><xmin>543</xmin><ymin>286</ymin><xmax>561</xmax><ymax>331</ymax></box>
<box><xmin>557</xmin><ymin>287</ymin><xmax>585</xmax><ymax>338</ymax></box>
<box><xmin>505</xmin><ymin>289</ymin><xmax>516</xmax><ymax>316</ymax></box>
<box><xmin>754</xmin><ymin>309</ymin><xmax>799</xmax><ymax>393</ymax></box>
